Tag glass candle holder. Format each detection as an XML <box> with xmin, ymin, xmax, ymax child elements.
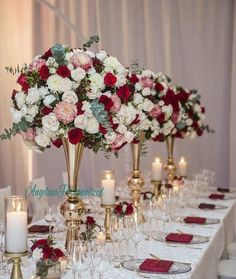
<box><xmin>5</xmin><ymin>196</ymin><xmax>27</xmax><ymax>253</ymax></box>
<box><xmin>101</xmin><ymin>170</ymin><xmax>115</xmax><ymax>205</ymax></box>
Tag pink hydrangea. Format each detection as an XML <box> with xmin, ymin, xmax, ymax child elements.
<box><xmin>20</xmin><ymin>128</ymin><xmax>36</xmax><ymax>141</ymax></box>
<box><xmin>70</xmin><ymin>52</ymin><xmax>93</xmax><ymax>71</ymax></box>
<box><xmin>149</xmin><ymin>104</ymin><xmax>162</xmax><ymax>117</ymax></box>
<box><xmin>140</xmin><ymin>77</ymin><xmax>155</xmax><ymax>89</ymax></box>
<box><xmin>29</xmin><ymin>58</ymin><xmax>45</xmax><ymax>71</ymax></box>
<box><xmin>54</xmin><ymin>101</ymin><xmax>77</xmax><ymax>124</ymax></box>
<box><xmin>110</xmin><ymin>95</ymin><xmax>121</xmax><ymax>112</ymax></box>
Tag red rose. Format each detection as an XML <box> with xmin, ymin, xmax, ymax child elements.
<box><xmin>76</xmin><ymin>102</ymin><xmax>84</xmax><ymax>115</ymax></box>
<box><xmin>131</xmin><ymin>114</ymin><xmax>140</xmax><ymax>125</ymax></box>
<box><xmin>56</xmin><ymin>65</ymin><xmax>71</xmax><ymax>78</ymax></box>
<box><xmin>128</xmin><ymin>74</ymin><xmax>139</xmax><ymax>84</ymax></box>
<box><xmin>116</xmin><ymin>85</ymin><xmax>131</xmax><ymax>103</ymax></box>
<box><xmin>68</xmin><ymin>128</ymin><xmax>83</xmax><ymax>145</ymax></box>
<box><xmin>201</xmin><ymin>107</ymin><xmax>205</xmax><ymax>113</ymax></box>
<box><xmin>177</xmin><ymin>90</ymin><xmax>189</xmax><ymax>102</ymax></box>
<box><xmin>162</xmin><ymin>89</ymin><xmax>178</xmax><ymax>106</ymax></box>
<box><xmin>86</xmin><ymin>216</ymin><xmax>96</xmax><ymax>225</ymax></box>
<box><xmin>41</xmin><ymin>49</ymin><xmax>52</xmax><ymax>60</ymax></box>
<box><xmin>52</xmin><ymin>138</ymin><xmax>62</xmax><ymax>148</ymax></box>
<box><xmin>104</xmin><ymin>73</ymin><xmax>117</xmax><ymax>87</ymax></box>
<box><xmin>31</xmin><ymin>239</ymin><xmax>48</xmax><ymax>251</ymax></box>
<box><xmin>125</xmin><ymin>204</ymin><xmax>134</xmax><ymax>215</ymax></box>
<box><xmin>153</xmin><ymin>133</ymin><xmax>165</xmax><ymax>142</ymax></box>
<box><xmin>197</xmin><ymin>129</ymin><xmax>203</xmax><ymax>136</ymax></box>
<box><xmin>175</xmin><ymin>131</ymin><xmax>184</xmax><ymax>138</ymax></box>
<box><xmin>17</xmin><ymin>74</ymin><xmax>29</xmax><ymax>91</ymax></box>
<box><xmin>53</xmin><ymin>248</ymin><xmax>64</xmax><ymax>259</ymax></box>
<box><xmin>99</xmin><ymin>95</ymin><xmax>114</xmax><ymax>111</ymax></box>
<box><xmin>39</xmin><ymin>65</ymin><xmax>50</xmax><ymax>80</ymax></box>
<box><xmin>41</xmin><ymin>107</ymin><xmax>53</xmax><ymax>115</ymax></box>
<box><xmin>99</xmin><ymin>124</ymin><xmax>107</xmax><ymax>135</ymax></box>
<box><xmin>114</xmin><ymin>204</ymin><xmax>123</xmax><ymax>215</ymax></box>
<box><xmin>155</xmin><ymin>82</ymin><xmax>164</xmax><ymax>92</ymax></box>
<box><xmin>131</xmin><ymin>138</ymin><xmax>140</xmax><ymax>144</ymax></box>
<box><xmin>156</xmin><ymin>112</ymin><xmax>165</xmax><ymax>123</ymax></box>
<box><xmin>43</xmin><ymin>246</ymin><xmax>53</xmax><ymax>259</ymax></box>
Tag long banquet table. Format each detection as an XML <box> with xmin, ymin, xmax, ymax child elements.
<box><xmin>2</xmin><ymin>190</ymin><xmax>236</xmax><ymax>279</ymax></box>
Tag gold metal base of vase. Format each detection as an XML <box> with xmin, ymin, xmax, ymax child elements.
<box><xmin>4</xmin><ymin>251</ymin><xmax>28</xmax><ymax>279</ymax></box>
<box><xmin>151</xmin><ymin>180</ymin><xmax>162</xmax><ymax>199</ymax></box>
<box><xmin>60</xmin><ymin>190</ymin><xmax>85</xmax><ymax>251</ymax></box>
<box><xmin>164</xmin><ymin>161</ymin><xmax>176</xmax><ymax>184</ymax></box>
<box><xmin>101</xmin><ymin>204</ymin><xmax>114</xmax><ymax>242</ymax></box>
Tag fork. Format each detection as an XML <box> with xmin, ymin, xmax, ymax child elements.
<box><xmin>135</xmin><ymin>270</ymin><xmax>150</xmax><ymax>278</ymax></box>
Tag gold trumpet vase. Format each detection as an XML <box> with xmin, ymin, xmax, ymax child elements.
<box><xmin>128</xmin><ymin>131</ymin><xmax>145</xmax><ymax>223</ymax></box>
<box><xmin>164</xmin><ymin>136</ymin><xmax>176</xmax><ymax>183</ymax></box>
<box><xmin>60</xmin><ymin>139</ymin><xmax>85</xmax><ymax>251</ymax></box>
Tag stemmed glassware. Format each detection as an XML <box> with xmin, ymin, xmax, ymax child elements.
<box><xmin>131</xmin><ymin>224</ymin><xmax>144</xmax><ymax>262</ymax></box>
<box><xmin>111</xmin><ymin>217</ymin><xmax>124</xmax><ymax>262</ymax></box>
<box><xmin>94</xmin><ymin>251</ymin><xmax>111</xmax><ymax>279</ymax></box>
<box><xmin>122</xmin><ymin>215</ymin><xmax>135</xmax><ymax>260</ymax></box>
<box><xmin>44</xmin><ymin>206</ymin><xmax>56</xmax><ymax>234</ymax></box>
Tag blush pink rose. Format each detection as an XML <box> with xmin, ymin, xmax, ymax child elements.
<box><xmin>110</xmin><ymin>95</ymin><xmax>121</xmax><ymax>112</ymax></box>
<box><xmin>20</xmin><ymin>128</ymin><xmax>36</xmax><ymax>141</ymax></box>
<box><xmin>171</xmin><ymin>111</ymin><xmax>180</xmax><ymax>124</ymax></box>
<box><xmin>29</xmin><ymin>58</ymin><xmax>45</xmax><ymax>71</ymax></box>
<box><xmin>111</xmin><ymin>134</ymin><xmax>125</xmax><ymax>151</ymax></box>
<box><xmin>140</xmin><ymin>77</ymin><xmax>155</xmax><ymax>89</ymax></box>
<box><xmin>54</xmin><ymin>101</ymin><xmax>77</xmax><ymax>124</ymax></box>
<box><xmin>70</xmin><ymin>52</ymin><xmax>93</xmax><ymax>71</ymax></box>
<box><xmin>149</xmin><ymin>105</ymin><xmax>162</xmax><ymax>118</ymax></box>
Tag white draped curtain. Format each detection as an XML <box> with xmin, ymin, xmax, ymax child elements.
<box><xmin>0</xmin><ymin>0</ymin><xmax>235</xmax><ymax>194</ymax></box>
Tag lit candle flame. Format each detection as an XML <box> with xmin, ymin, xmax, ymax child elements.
<box><xmin>155</xmin><ymin>157</ymin><xmax>161</xmax><ymax>163</ymax></box>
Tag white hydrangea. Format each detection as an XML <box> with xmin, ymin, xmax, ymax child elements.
<box><xmin>10</xmin><ymin>108</ymin><xmax>22</xmax><ymax>124</ymax></box>
<box><xmin>142</xmin><ymin>87</ymin><xmax>151</xmax><ymax>96</ymax></box>
<box><xmin>74</xmin><ymin>115</ymin><xmax>88</xmax><ymax>129</ymax></box>
<box><xmin>27</xmin><ymin>105</ymin><xmax>39</xmax><ymax>118</ymax></box>
<box><xmin>142</xmin><ymin>100</ymin><xmax>154</xmax><ymax>112</ymax></box>
<box><xmin>103</xmin><ymin>56</ymin><xmax>123</xmax><ymax>72</ymax></box>
<box><xmin>38</xmin><ymin>87</ymin><xmax>49</xmax><ymax>98</ymax></box>
<box><xmin>85</xmin><ymin>117</ymin><xmax>99</xmax><ymax>134</ymax></box>
<box><xmin>162</xmin><ymin>121</ymin><xmax>174</xmax><ymax>135</ymax></box>
<box><xmin>90</xmin><ymin>73</ymin><xmax>105</xmax><ymax>91</ymax></box>
<box><xmin>42</xmin><ymin>113</ymin><xmax>59</xmax><ymax>132</ymax></box>
<box><xmin>96</xmin><ymin>50</ymin><xmax>107</xmax><ymax>61</ymax></box>
<box><xmin>62</xmin><ymin>91</ymin><xmax>78</xmax><ymax>104</ymax></box>
<box><xmin>15</xmin><ymin>92</ymin><xmax>26</xmax><ymax>109</ymax></box>
<box><xmin>32</xmin><ymin>248</ymin><xmax>43</xmax><ymax>262</ymax></box>
<box><xmin>26</xmin><ymin>87</ymin><xmax>40</xmax><ymax>105</ymax></box>
<box><xmin>46</xmin><ymin>57</ymin><xmax>57</xmax><ymax>67</ymax></box>
<box><xmin>43</xmin><ymin>95</ymin><xmax>56</xmax><ymax>108</ymax></box>
<box><xmin>35</xmin><ymin>132</ymin><xmax>50</xmax><ymax>148</ymax></box>
<box><xmin>61</xmin><ymin>78</ymin><xmax>73</xmax><ymax>92</ymax></box>
<box><xmin>71</xmin><ymin>67</ymin><xmax>86</xmax><ymax>82</ymax></box>
<box><xmin>142</xmin><ymin>69</ymin><xmax>155</xmax><ymax>77</ymax></box>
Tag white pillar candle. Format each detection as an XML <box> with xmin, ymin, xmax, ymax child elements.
<box><xmin>178</xmin><ymin>156</ymin><xmax>187</xmax><ymax>177</ymax></box>
<box><xmin>152</xmin><ymin>157</ymin><xmax>162</xmax><ymax>180</ymax></box>
<box><xmin>6</xmin><ymin>202</ymin><xmax>27</xmax><ymax>253</ymax></box>
<box><xmin>101</xmin><ymin>171</ymin><xmax>115</xmax><ymax>205</ymax></box>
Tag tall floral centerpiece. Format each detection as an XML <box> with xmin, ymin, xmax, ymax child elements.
<box><xmin>1</xmin><ymin>35</ymin><xmax>140</xmax><ymax>249</ymax></box>
<box><xmin>126</xmin><ymin>69</ymin><xmax>178</xmax><ymax>207</ymax></box>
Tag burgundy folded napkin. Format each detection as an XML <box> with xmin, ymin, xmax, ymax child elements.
<box><xmin>28</xmin><ymin>225</ymin><xmax>52</xmax><ymax>233</ymax></box>
<box><xmin>198</xmin><ymin>203</ymin><xmax>215</xmax><ymax>210</ymax></box>
<box><xmin>184</xmin><ymin>216</ymin><xmax>206</xmax><ymax>224</ymax></box>
<box><xmin>209</xmin><ymin>194</ymin><xmax>225</xmax><ymax>200</ymax></box>
<box><xmin>165</xmin><ymin>233</ymin><xmax>193</xmax><ymax>243</ymax></box>
<box><xmin>139</xmin><ymin>258</ymin><xmax>173</xmax><ymax>273</ymax></box>
<box><xmin>217</xmin><ymin>187</ymin><xmax>230</xmax><ymax>193</ymax></box>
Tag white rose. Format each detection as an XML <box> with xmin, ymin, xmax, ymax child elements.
<box><xmin>26</xmin><ymin>87</ymin><xmax>40</xmax><ymax>105</ymax></box>
<box><xmin>15</xmin><ymin>92</ymin><xmax>26</xmax><ymax>109</ymax></box>
<box><xmin>71</xmin><ymin>67</ymin><xmax>86</xmax><ymax>82</ymax></box>
<box><xmin>104</xmin><ymin>56</ymin><xmax>122</xmax><ymax>71</ymax></box>
<box><xmin>27</xmin><ymin>105</ymin><xmax>39</xmax><ymax>118</ymax></box>
<box><xmin>90</xmin><ymin>73</ymin><xmax>104</xmax><ymax>90</ymax></box>
<box><xmin>87</xmin><ymin>68</ymin><xmax>96</xmax><ymax>75</ymax></box>
<box><xmin>162</xmin><ymin>105</ymin><xmax>173</xmax><ymax>120</ymax></box>
<box><xmin>186</xmin><ymin>118</ymin><xmax>193</xmax><ymax>126</ymax></box>
<box><xmin>10</xmin><ymin>108</ymin><xmax>22</xmax><ymax>124</ymax></box>
<box><xmin>47</xmin><ymin>75</ymin><xmax>64</xmax><ymax>92</ymax></box>
<box><xmin>124</xmin><ymin>131</ymin><xmax>135</xmax><ymax>143</ymax></box>
<box><xmin>42</xmin><ymin>113</ymin><xmax>59</xmax><ymax>132</ymax></box>
<box><xmin>67</xmin><ymin>63</ymin><xmax>74</xmax><ymax>71</ymax></box>
<box><xmin>133</xmin><ymin>94</ymin><xmax>143</xmax><ymax>105</ymax></box>
<box><xmin>86</xmin><ymin>50</ymin><xmax>95</xmax><ymax>58</ymax></box>
<box><xmin>43</xmin><ymin>95</ymin><xmax>56</xmax><ymax>108</ymax></box>
<box><xmin>105</xmin><ymin>132</ymin><xmax>116</xmax><ymax>144</ymax></box>
<box><xmin>142</xmin><ymin>69</ymin><xmax>155</xmax><ymax>77</ymax></box>
<box><xmin>38</xmin><ymin>87</ymin><xmax>49</xmax><ymax>98</ymax></box>
<box><xmin>189</xmin><ymin>130</ymin><xmax>197</xmax><ymax>139</ymax></box>
<box><xmin>140</xmin><ymin>119</ymin><xmax>151</xmax><ymax>130</ymax></box>
<box><xmin>87</xmin><ymin>89</ymin><xmax>101</xmax><ymax>100</ymax></box>
<box><xmin>135</xmin><ymin>83</ymin><xmax>142</xmax><ymax>91</ymax></box>
<box><xmin>82</xmin><ymin>101</ymin><xmax>93</xmax><ymax>117</ymax></box>
<box><xmin>32</xmin><ymin>248</ymin><xmax>43</xmax><ymax>262</ymax></box>
<box><xmin>61</xmin><ymin>78</ymin><xmax>73</xmax><ymax>92</ymax></box>
<box><xmin>161</xmin><ymin>121</ymin><xmax>174</xmax><ymax>135</ymax></box>
<box><xmin>116</xmin><ymin>124</ymin><xmax>127</xmax><ymax>134</ymax></box>
<box><xmin>159</xmin><ymin>100</ymin><xmax>164</xmax><ymax>106</ymax></box>
<box><xmin>96</xmin><ymin>50</ymin><xmax>107</xmax><ymax>61</ymax></box>
<box><xmin>74</xmin><ymin>115</ymin><xmax>88</xmax><ymax>129</ymax></box>
<box><xmin>62</xmin><ymin>91</ymin><xmax>78</xmax><ymax>104</ymax></box>
<box><xmin>117</xmin><ymin>105</ymin><xmax>137</xmax><ymax>125</ymax></box>
<box><xmin>25</xmin><ymin>115</ymin><xmax>33</xmax><ymax>122</ymax></box>
<box><xmin>85</xmin><ymin>117</ymin><xmax>99</xmax><ymax>134</ymax></box>
<box><xmin>142</xmin><ymin>87</ymin><xmax>151</xmax><ymax>96</ymax></box>
<box><xmin>194</xmin><ymin>103</ymin><xmax>201</xmax><ymax>112</ymax></box>
<box><xmin>142</xmin><ymin>100</ymin><xmax>154</xmax><ymax>112</ymax></box>
<box><xmin>116</xmin><ymin>74</ymin><xmax>126</xmax><ymax>87</ymax></box>
<box><xmin>35</xmin><ymin>133</ymin><xmax>50</xmax><ymax>148</ymax></box>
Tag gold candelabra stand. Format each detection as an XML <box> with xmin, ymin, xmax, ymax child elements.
<box><xmin>4</xmin><ymin>251</ymin><xmax>28</xmax><ymax>279</ymax></box>
<box><xmin>164</xmin><ymin>136</ymin><xmax>176</xmax><ymax>183</ymax></box>
<box><xmin>60</xmin><ymin>139</ymin><xmax>85</xmax><ymax>251</ymax></box>
<box><xmin>101</xmin><ymin>204</ymin><xmax>114</xmax><ymax>242</ymax></box>
<box><xmin>151</xmin><ymin>180</ymin><xmax>162</xmax><ymax>200</ymax></box>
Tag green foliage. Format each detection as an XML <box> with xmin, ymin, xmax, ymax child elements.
<box><xmin>0</xmin><ymin>118</ymin><xmax>29</xmax><ymax>140</ymax></box>
<box><xmin>141</xmin><ymin>142</ymin><xmax>148</xmax><ymax>157</ymax></box>
<box><xmin>83</xmin><ymin>34</ymin><xmax>99</xmax><ymax>49</ymax></box>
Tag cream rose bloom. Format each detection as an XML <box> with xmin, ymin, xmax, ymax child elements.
<box><xmin>35</xmin><ymin>132</ymin><xmax>50</xmax><ymax>147</ymax></box>
<box><xmin>62</xmin><ymin>91</ymin><xmax>78</xmax><ymax>104</ymax></box>
<box><xmin>26</xmin><ymin>87</ymin><xmax>40</xmax><ymax>105</ymax></box>
<box><xmin>42</xmin><ymin>113</ymin><xmax>59</xmax><ymax>132</ymax></box>
<box><xmin>74</xmin><ymin>115</ymin><xmax>88</xmax><ymax>129</ymax></box>
<box><xmin>85</xmin><ymin>117</ymin><xmax>99</xmax><ymax>134</ymax></box>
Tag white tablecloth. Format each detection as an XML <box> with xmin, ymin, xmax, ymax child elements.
<box><xmin>2</xmin><ymin>192</ymin><xmax>236</xmax><ymax>279</ymax></box>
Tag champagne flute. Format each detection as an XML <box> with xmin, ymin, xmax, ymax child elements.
<box><xmin>44</xmin><ymin>206</ymin><xmax>56</xmax><ymax>234</ymax></box>
<box><xmin>111</xmin><ymin>217</ymin><xmax>124</xmax><ymax>262</ymax></box>
<box><xmin>131</xmin><ymin>225</ymin><xmax>144</xmax><ymax>262</ymax></box>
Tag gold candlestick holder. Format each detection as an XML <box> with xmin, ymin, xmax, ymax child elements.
<box><xmin>4</xmin><ymin>251</ymin><xmax>28</xmax><ymax>279</ymax></box>
<box><xmin>151</xmin><ymin>180</ymin><xmax>162</xmax><ymax>200</ymax></box>
<box><xmin>164</xmin><ymin>136</ymin><xmax>176</xmax><ymax>183</ymax></box>
<box><xmin>101</xmin><ymin>204</ymin><xmax>114</xmax><ymax>242</ymax></box>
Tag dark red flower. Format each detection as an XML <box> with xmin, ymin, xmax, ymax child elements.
<box><xmin>12</xmin><ymin>89</ymin><xmax>18</xmax><ymax>99</ymax></box>
<box><xmin>53</xmin><ymin>248</ymin><xmax>64</xmax><ymax>259</ymax></box>
<box><xmin>76</xmin><ymin>102</ymin><xmax>84</xmax><ymax>115</ymax></box>
<box><xmin>162</xmin><ymin>89</ymin><xmax>178</xmax><ymax>106</ymax></box>
<box><xmin>17</xmin><ymin>74</ymin><xmax>29</xmax><ymax>91</ymax></box>
<box><xmin>201</xmin><ymin>107</ymin><xmax>205</xmax><ymax>113</ymax></box>
<box><xmin>192</xmin><ymin>121</ymin><xmax>199</xmax><ymax>129</ymax></box>
<box><xmin>104</xmin><ymin>72</ymin><xmax>117</xmax><ymax>87</ymax></box>
<box><xmin>131</xmin><ymin>114</ymin><xmax>140</xmax><ymax>125</ymax></box>
<box><xmin>99</xmin><ymin>124</ymin><xmax>107</xmax><ymax>135</ymax></box>
<box><xmin>131</xmin><ymin>138</ymin><xmax>140</xmax><ymax>144</ymax></box>
<box><xmin>39</xmin><ymin>65</ymin><xmax>50</xmax><ymax>80</ymax></box>
<box><xmin>31</xmin><ymin>239</ymin><xmax>48</xmax><ymax>251</ymax></box>
<box><xmin>166</xmin><ymin>184</ymin><xmax>173</xmax><ymax>189</ymax></box>
<box><xmin>128</xmin><ymin>74</ymin><xmax>139</xmax><ymax>84</ymax></box>
<box><xmin>41</xmin><ymin>106</ymin><xmax>53</xmax><ymax>115</ymax></box>
<box><xmin>86</xmin><ymin>216</ymin><xmax>96</xmax><ymax>225</ymax></box>
<box><xmin>156</xmin><ymin>112</ymin><xmax>165</xmax><ymax>123</ymax></box>
<box><xmin>116</xmin><ymin>85</ymin><xmax>131</xmax><ymax>103</ymax></box>
<box><xmin>197</xmin><ymin>129</ymin><xmax>203</xmax><ymax>136</ymax></box>
<box><xmin>114</xmin><ymin>204</ymin><xmax>123</xmax><ymax>215</ymax></box>
<box><xmin>175</xmin><ymin>131</ymin><xmax>184</xmax><ymax>138</ymax></box>
<box><xmin>68</xmin><ymin>128</ymin><xmax>83</xmax><ymax>145</ymax></box>
<box><xmin>125</xmin><ymin>204</ymin><xmax>134</xmax><ymax>215</ymax></box>
<box><xmin>155</xmin><ymin>82</ymin><xmax>164</xmax><ymax>92</ymax></box>
<box><xmin>43</xmin><ymin>246</ymin><xmax>53</xmax><ymax>259</ymax></box>
<box><xmin>56</xmin><ymin>65</ymin><xmax>71</xmax><ymax>78</ymax></box>
<box><xmin>52</xmin><ymin>138</ymin><xmax>62</xmax><ymax>148</ymax></box>
<box><xmin>177</xmin><ymin>90</ymin><xmax>189</xmax><ymax>102</ymax></box>
<box><xmin>41</xmin><ymin>49</ymin><xmax>52</xmax><ymax>60</ymax></box>
<box><xmin>153</xmin><ymin>133</ymin><xmax>165</xmax><ymax>142</ymax></box>
<box><xmin>99</xmin><ymin>95</ymin><xmax>114</xmax><ymax>111</ymax></box>
<box><xmin>109</xmin><ymin>116</ymin><xmax>118</xmax><ymax>130</ymax></box>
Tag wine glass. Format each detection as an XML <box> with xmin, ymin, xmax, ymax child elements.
<box><xmin>44</xmin><ymin>206</ymin><xmax>56</xmax><ymax>234</ymax></box>
<box><xmin>95</xmin><ymin>252</ymin><xmax>111</xmax><ymax>279</ymax></box>
<box><xmin>131</xmin><ymin>225</ymin><xmax>144</xmax><ymax>262</ymax></box>
<box><xmin>111</xmin><ymin>217</ymin><xmax>124</xmax><ymax>262</ymax></box>
<box><xmin>122</xmin><ymin>215</ymin><xmax>135</xmax><ymax>260</ymax></box>
<box><xmin>87</xmin><ymin>239</ymin><xmax>98</xmax><ymax>279</ymax></box>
